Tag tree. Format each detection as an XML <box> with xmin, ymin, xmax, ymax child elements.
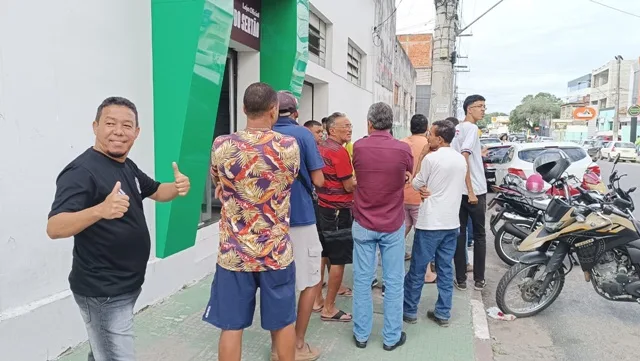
<box><xmin>508</xmin><ymin>92</ymin><xmax>562</xmax><ymax>132</ymax></box>
<box><xmin>479</xmin><ymin>112</ymin><xmax>508</xmax><ymax>129</ymax></box>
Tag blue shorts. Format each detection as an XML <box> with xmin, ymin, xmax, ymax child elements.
<box><xmin>202</xmin><ymin>263</ymin><xmax>297</xmax><ymax>331</ymax></box>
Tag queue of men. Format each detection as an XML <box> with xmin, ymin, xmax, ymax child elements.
<box><xmin>47</xmin><ymin>82</ymin><xmax>487</xmax><ymax>361</ymax></box>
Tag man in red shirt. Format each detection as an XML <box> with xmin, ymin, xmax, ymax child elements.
<box><xmin>315</xmin><ymin>112</ymin><xmax>356</xmax><ymax>323</ymax></box>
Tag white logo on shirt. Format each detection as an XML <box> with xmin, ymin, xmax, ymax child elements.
<box><xmin>135</xmin><ymin>177</ymin><xmax>141</xmax><ymax>194</ymax></box>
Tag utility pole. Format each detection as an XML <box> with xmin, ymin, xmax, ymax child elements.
<box><xmin>429</xmin><ymin>0</ymin><xmax>459</xmax><ymax>121</ymax></box>
<box><xmin>613</xmin><ymin>55</ymin><xmax>623</xmax><ymax>141</ymax></box>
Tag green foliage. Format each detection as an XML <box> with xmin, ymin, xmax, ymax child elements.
<box><xmin>508</xmin><ymin>92</ymin><xmax>562</xmax><ymax>132</ymax></box>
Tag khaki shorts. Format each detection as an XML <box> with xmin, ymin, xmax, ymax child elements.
<box><xmin>290</xmin><ymin>225</ymin><xmax>323</xmax><ymax>291</ymax></box>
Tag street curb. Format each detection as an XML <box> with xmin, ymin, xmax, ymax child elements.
<box><xmin>471</xmin><ymin>294</ymin><xmax>494</xmax><ymax>361</ymax></box>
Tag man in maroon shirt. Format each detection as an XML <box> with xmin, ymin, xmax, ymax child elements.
<box><xmin>351</xmin><ymin>102</ymin><xmax>413</xmax><ymax>351</ymax></box>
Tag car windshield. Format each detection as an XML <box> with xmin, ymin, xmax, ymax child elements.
<box><xmin>484</xmin><ymin>146</ymin><xmax>511</xmax><ymax>164</ymax></box>
<box><xmin>615</xmin><ymin>142</ymin><xmax>635</xmax><ymax>149</ymax></box>
<box><xmin>518</xmin><ymin>146</ymin><xmax>587</xmax><ymax>163</ymax></box>
<box><xmin>582</xmin><ymin>140</ymin><xmax>596</xmax><ymax>146</ymax></box>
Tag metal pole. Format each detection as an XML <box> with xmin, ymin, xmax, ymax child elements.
<box><xmin>429</xmin><ymin>0</ymin><xmax>459</xmax><ymax>121</ymax></box>
<box><xmin>613</xmin><ymin>57</ymin><xmax>622</xmax><ymax>141</ymax></box>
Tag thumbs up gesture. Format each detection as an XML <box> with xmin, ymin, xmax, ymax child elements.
<box><xmin>172</xmin><ymin>162</ymin><xmax>191</xmax><ymax>196</ymax></box>
<box><xmin>99</xmin><ymin>181</ymin><xmax>130</xmax><ymax>219</ymax></box>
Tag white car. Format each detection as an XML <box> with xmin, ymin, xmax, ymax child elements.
<box><xmin>598</xmin><ymin>141</ymin><xmax>638</xmax><ymax>162</ymax></box>
<box><xmin>493</xmin><ymin>142</ymin><xmax>599</xmax><ymax>187</ymax></box>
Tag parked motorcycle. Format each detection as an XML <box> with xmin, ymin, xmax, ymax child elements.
<box><xmin>496</xmin><ymin>153</ymin><xmax>640</xmax><ymax>318</ymax></box>
<box><xmin>490</xmin><ymin>161</ymin><xmax>608</xmax><ymax>266</ymax></box>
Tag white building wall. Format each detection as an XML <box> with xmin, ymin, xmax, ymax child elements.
<box><xmin>0</xmin><ymin>1</ymin><xmax>219</xmax><ymax>360</ymax></box>
<box><xmin>304</xmin><ymin>0</ymin><xmax>375</xmax><ymax>140</ymax></box>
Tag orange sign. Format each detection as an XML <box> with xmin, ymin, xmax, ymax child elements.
<box><xmin>572</xmin><ymin>106</ymin><xmax>597</xmax><ymax>120</ymax></box>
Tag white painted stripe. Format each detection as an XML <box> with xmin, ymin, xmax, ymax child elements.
<box><xmin>471</xmin><ymin>299</ymin><xmax>491</xmax><ymax>340</ymax></box>
<box><xmin>0</xmin><ymin>290</ymin><xmax>71</xmax><ymax>322</ymax></box>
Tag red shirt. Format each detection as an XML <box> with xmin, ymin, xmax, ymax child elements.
<box><xmin>317</xmin><ymin>138</ymin><xmax>354</xmax><ymax>209</ymax></box>
<box><xmin>352</xmin><ymin>131</ymin><xmax>413</xmax><ymax>233</ymax></box>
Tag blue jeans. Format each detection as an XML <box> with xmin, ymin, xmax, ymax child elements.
<box><xmin>352</xmin><ymin>221</ymin><xmax>405</xmax><ymax>346</ymax></box>
<box><xmin>403</xmin><ymin>229</ymin><xmax>458</xmax><ymax>320</ymax></box>
<box><xmin>73</xmin><ymin>288</ymin><xmax>141</xmax><ymax>361</ymax></box>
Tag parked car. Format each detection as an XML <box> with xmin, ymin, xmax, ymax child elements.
<box><xmin>492</xmin><ymin>142</ymin><xmax>599</xmax><ymax>187</ymax></box>
<box><xmin>480</xmin><ymin>137</ymin><xmax>501</xmax><ymax>147</ymax></box>
<box><xmin>579</xmin><ymin>139</ymin><xmax>605</xmax><ymax>161</ymax></box>
<box><xmin>598</xmin><ymin>141</ymin><xmax>638</xmax><ymax>162</ymax></box>
<box><xmin>482</xmin><ymin>143</ymin><xmax>513</xmax><ymax>188</ymax></box>
<box><xmin>535</xmin><ymin>136</ymin><xmax>554</xmax><ymax>142</ymax></box>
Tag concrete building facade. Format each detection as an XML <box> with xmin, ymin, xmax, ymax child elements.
<box><xmin>398</xmin><ymin>33</ymin><xmax>433</xmax><ymax>119</ymax></box>
<box><xmin>0</xmin><ymin>1</ymin><xmax>415</xmax><ymax>360</ymax></box>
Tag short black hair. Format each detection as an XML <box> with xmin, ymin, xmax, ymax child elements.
<box><xmin>304</xmin><ymin>120</ymin><xmax>322</xmax><ymax>128</ymax></box>
<box><xmin>410</xmin><ymin>114</ymin><xmax>428</xmax><ymax>134</ymax></box>
<box><xmin>432</xmin><ymin>120</ymin><xmax>456</xmax><ymax>144</ymax></box>
<box><xmin>95</xmin><ymin>96</ymin><xmax>139</xmax><ymax>126</ymax></box>
<box><xmin>243</xmin><ymin>82</ymin><xmax>278</xmax><ymax>118</ymax></box>
<box><xmin>444</xmin><ymin>116</ymin><xmax>459</xmax><ymax>126</ymax></box>
<box><xmin>463</xmin><ymin>94</ymin><xmax>486</xmax><ymax>115</ymax></box>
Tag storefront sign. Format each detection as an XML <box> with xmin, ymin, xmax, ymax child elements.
<box><xmin>231</xmin><ymin>0</ymin><xmax>261</xmax><ymax>50</ymax></box>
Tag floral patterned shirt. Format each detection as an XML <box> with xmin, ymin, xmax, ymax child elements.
<box><xmin>211</xmin><ymin>129</ymin><xmax>300</xmax><ymax>272</ymax></box>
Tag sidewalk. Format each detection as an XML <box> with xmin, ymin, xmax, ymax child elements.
<box><xmin>58</xmin><ymin>263</ymin><xmax>477</xmax><ymax>361</ymax></box>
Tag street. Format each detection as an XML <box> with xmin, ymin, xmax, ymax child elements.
<box><xmin>483</xmin><ymin>160</ymin><xmax>640</xmax><ymax>361</ymax></box>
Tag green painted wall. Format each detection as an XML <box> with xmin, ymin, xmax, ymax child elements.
<box><xmin>260</xmin><ymin>0</ymin><xmax>309</xmax><ymax>98</ymax></box>
<box><xmin>151</xmin><ymin>0</ymin><xmax>233</xmax><ymax>258</ymax></box>
<box><xmin>151</xmin><ymin>0</ymin><xmax>310</xmax><ymax>258</ymax></box>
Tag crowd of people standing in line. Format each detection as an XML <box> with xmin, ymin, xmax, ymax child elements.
<box><xmin>46</xmin><ymin>82</ymin><xmax>488</xmax><ymax>361</ymax></box>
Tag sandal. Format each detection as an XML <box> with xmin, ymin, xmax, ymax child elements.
<box><xmin>338</xmin><ymin>287</ymin><xmax>352</xmax><ymax>297</ymax></box>
<box><xmin>321</xmin><ymin>310</ymin><xmax>352</xmax><ymax>322</ymax></box>
<box><xmin>312</xmin><ymin>305</ymin><xmax>324</xmax><ymax>313</ymax></box>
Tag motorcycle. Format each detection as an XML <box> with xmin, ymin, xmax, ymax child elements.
<box><xmin>496</xmin><ymin>155</ymin><xmax>640</xmax><ymax>318</ymax></box>
<box><xmin>490</xmin><ymin>167</ymin><xmax>609</xmax><ymax>266</ymax></box>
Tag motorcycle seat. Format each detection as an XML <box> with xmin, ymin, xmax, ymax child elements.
<box><xmin>532</xmin><ymin>198</ymin><xmax>551</xmax><ymax>211</ymax></box>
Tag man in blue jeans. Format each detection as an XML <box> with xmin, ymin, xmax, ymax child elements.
<box><xmin>403</xmin><ymin>119</ymin><xmax>467</xmax><ymax>326</ymax></box>
<box><xmin>351</xmin><ymin>102</ymin><xmax>413</xmax><ymax>350</ymax></box>
<box><xmin>46</xmin><ymin>97</ymin><xmax>191</xmax><ymax>360</ymax></box>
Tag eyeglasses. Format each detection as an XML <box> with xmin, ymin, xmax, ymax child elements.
<box><xmin>334</xmin><ymin>124</ymin><xmax>353</xmax><ymax>129</ymax></box>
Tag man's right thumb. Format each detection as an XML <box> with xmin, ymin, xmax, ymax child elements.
<box><xmin>111</xmin><ymin>181</ymin><xmax>121</xmax><ymax>194</ymax></box>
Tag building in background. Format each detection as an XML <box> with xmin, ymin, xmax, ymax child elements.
<box><xmin>398</xmin><ymin>33</ymin><xmax>433</xmax><ymax>119</ymax></box>
<box><xmin>590</xmin><ymin>59</ymin><xmax>633</xmax><ymax>114</ymax></box>
<box><xmin>0</xmin><ymin>1</ymin><xmax>415</xmax><ymax>360</ymax></box>
<box><xmin>392</xmin><ymin>38</ymin><xmax>417</xmax><ymax>137</ymax></box>
<box><xmin>299</xmin><ymin>0</ymin><xmax>416</xmax><ymax>140</ymax></box>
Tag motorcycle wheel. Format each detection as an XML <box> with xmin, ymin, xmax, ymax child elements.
<box><xmin>494</xmin><ymin>222</ymin><xmax>532</xmax><ymax>266</ymax></box>
<box><xmin>496</xmin><ymin>263</ymin><xmax>565</xmax><ymax>318</ymax></box>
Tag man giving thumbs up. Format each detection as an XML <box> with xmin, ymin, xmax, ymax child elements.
<box><xmin>46</xmin><ymin>97</ymin><xmax>190</xmax><ymax>361</ymax></box>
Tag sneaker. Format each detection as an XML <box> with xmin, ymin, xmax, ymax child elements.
<box><xmin>381</xmin><ymin>284</ymin><xmax>386</xmax><ymax>296</ymax></box>
<box><xmin>403</xmin><ymin>315</ymin><xmax>417</xmax><ymax>324</ymax></box>
<box><xmin>474</xmin><ymin>280</ymin><xmax>486</xmax><ymax>290</ymax></box>
<box><xmin>427</xmin><ymin>310</ymin><xmax>450</xmax><ymax>327</ymax></box>
<box><xmin>454</xmin><ymin>280</ymin><xmax>467</xmax><ymax>291</ymax></box>
<box><xmin>383</xmin><ymin>331</ymin><xmax>407</xmax><ymax>351</ymax></box>
<box><xmin>371</xmin><ymin>279</ymin><xmax>379</xmax><ymax>288</ymax></box>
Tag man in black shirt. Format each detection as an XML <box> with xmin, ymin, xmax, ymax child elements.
<box><xmin>47</xmin><ymin>97</ymin><xmax>191</xmax><ymax>361</ymax></box>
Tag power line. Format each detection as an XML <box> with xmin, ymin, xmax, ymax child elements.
<box><xmin>588</xmin><ymin>0</ymin><xmax>640</xmax><ymax>19</ymax></box>
<box><xmin>374</xmin><ymin>0</ymin><xmax>405</xmax><ymax>31</ymax></box>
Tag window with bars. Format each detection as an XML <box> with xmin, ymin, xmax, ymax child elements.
<box><xmin>309</xmin><ymin>12</ymin><xmax>326</xmax><ymax>67</ymax></box>
<box><xmin>347</xmin><ymin>43</ymin><xmax>362</xmax><ymax>85</ymax></box>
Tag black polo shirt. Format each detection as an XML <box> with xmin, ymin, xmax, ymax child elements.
<box><xmin>49</xmin><ymin>148</ymin><xmax>160</xmax><ymax>297</ymax></box>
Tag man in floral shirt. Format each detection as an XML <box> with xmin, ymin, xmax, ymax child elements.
<box><xmin>203</xmin><ymin>82</ymin><xmax>300</xmax><ymax>361</ymax></box>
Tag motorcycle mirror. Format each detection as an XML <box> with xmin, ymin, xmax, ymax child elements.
<box><xmin>629</xmin><ymin>187</ymin><xmax>637</xmax><ymax>194</ymax></box>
